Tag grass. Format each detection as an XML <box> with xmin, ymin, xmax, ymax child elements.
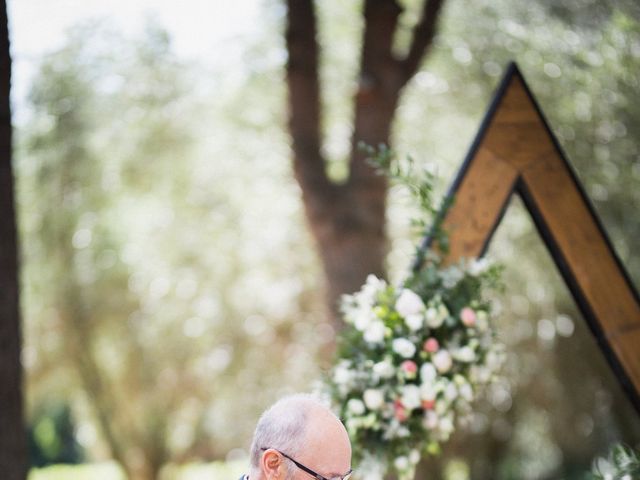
<box><xmin>28</xmin><ymin>460</ymin><xmax>246</xmax><ymax>480</ymax></box>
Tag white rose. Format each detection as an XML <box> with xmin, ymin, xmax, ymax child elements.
<box><xmin>432</xmin><ymin>349</ymin><xmax>453</xmax><ymax>373</ymax></box>
<box><xmin>373</xmin><ymin>360</ymin><xmax>395</xmax><ymax>379</ymax></box>
<box><xmin>363</xmin><ymin>389</ymin><xmax>385</xmax><ymax>410</ymax></box>
<box><xmin>395</xmin><ymin>289</ymin><xmax>425</xmax><ymax>317</ymax></box>
<box><xmin>420</xmin><ymin>362</ymin><xmax>437</xmax><ymax>383</ymax></box>
<box><xmin>394</xmin><ymin>456</ymin><xmax>410</xmax><ymax>471</ymax></box>
<box><xmin>363</xmin><ymin>320</ymin><xmax>386</xmax><ymax>344</ymax></box>
<box><xmin>420</xmin><ymin>383</ymin><xmax>436</xmax><ymax>401</ymax></box>
<box><xmin>404</xmin><ymin>313</ymin><xmax>424</xmax><ymax>332</ymax></box>
<box><xmin>364</xmin><ymin>274</ymin><xmax>386</xmax><ymax>291</ymax></box>
<box><xmin>454</xmin><ymin>346</ymin><xmax>476</xmax><ymax>363</ymax></box>
<box><xmin>409</xmin><ymin>449</ymin><xmax>421</xmax><ymax>465</ymax></box>
<box><xmin>347</xmin><ymin>398</ymin><xmax>366</xmax><ymax>415</ymax></box>
<box><xmin>392</xmin><ymin>338</ymin><xmax>416</xmax><ymax>358</ymax></box>
<box><xmin>401</xmin><ymin>385</ymin><xmax>422</xmax><ymax>410</ymax></box>
<box><xmin>333</xmin><ymin>362</ymin><xmax>354</xmax><ymax>386</ymax></box>
<box><xmin>353</xmin><ymin>309</ymin><xmax>374</xmax><ymax>331</ymax></box>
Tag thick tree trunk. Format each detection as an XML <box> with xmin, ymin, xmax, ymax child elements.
<box><xmin>0</xmin><ymin>0</ymin><xmax>28</xmax><ymax>478</ymax></box>
<box><xmin>285</xmin><ymin>0</ymin><xmax>445</xmax><ymax>321</ymax></box>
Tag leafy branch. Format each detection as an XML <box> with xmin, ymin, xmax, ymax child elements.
<box><xmin>360</xmin><ymin>142</ymin><xmax>454</xmax><ymax>272</ymax></box>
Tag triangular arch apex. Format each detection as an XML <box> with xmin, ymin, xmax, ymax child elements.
<box><xmin>432</xmin><ymin>61</ymin><xmax>640</xmax><ymax>412</ymax></box>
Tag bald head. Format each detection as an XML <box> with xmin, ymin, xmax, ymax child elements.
<box><xmin>249</xmin><ymin>394</ymin><xmax>351</xmax><ymax>480</ymax></box>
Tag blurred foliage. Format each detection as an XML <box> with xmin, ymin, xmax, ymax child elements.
<box><xmin>29</xmin><ymin>403</ymin><xmax>84</xmax><ymax>467</ymax></box>
<box><xmin>590</xmin><ymin>443</ymin><xmax>640</xmax><ymax>480</ymax></box>
<box><xmin>13</xmin><ymin>0</ymin><xmax>640</xmax><ymax>479</ymax></box>
<box><xmin>27</xmin><ymin>459</ymin><xmax>245</xmax><ymax>480</ymax></box>
<box><xmin>16</xmin><ymin>15</ymin><xmax>328</xmax><ymax>479</ymax></box>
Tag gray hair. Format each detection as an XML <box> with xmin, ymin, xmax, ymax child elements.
<box><xmin>249</xmin><ymin>393</ymin><xmax>331</xmax><ymax>473</ymax></box>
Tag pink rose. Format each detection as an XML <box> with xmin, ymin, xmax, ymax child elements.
<box><xmin>394</xmin><ymin>399</ymin><xmax>408</xmax><ymax>422</ymax></box>
<box><xmin>423</xmin><ymin>337</ymin><xmax>439</xmax><ymax>353</ymax></box>
<box><xmin>460</xmin><ymin>307</ymin><xmax>476</xmax><ymax>327</ymax></box>
<box><xmin>401</xmin><ymin>360</ymin><xmax>418</xmax><ymax>378</ymax></box>
<box><xmin>421</xmin><ymin>399</ymin><xmax>435</xmax><ymax>410</ymax></box>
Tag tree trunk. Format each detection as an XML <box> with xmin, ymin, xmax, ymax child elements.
<box><xmin>0</xmin><ymin>0</ymin><xmax>28</xmax><ymax>477</ymax></box>
<box><xmin>285</xmin><ymin>0</ymin><xmax>445</xmax><ymax>321</ymax></box>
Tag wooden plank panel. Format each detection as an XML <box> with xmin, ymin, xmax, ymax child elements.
<box><xmin>439</xmin><ymin>65</ymin><xmax>640</xmax><ymax>407</ymax></box>
<box><xmin>521</xmin><ymin>153</ymin><xmax>640</xmax><ymax>335</ymax></box>
<box><xmin>609</xmin><ymin>327</ymin><xmax>640</xmax><ymax>402</ymax></box>
<box><xmin>443</xmin><ymin>147</ymin><xmax>519</xmax><ymax>262</ymax></box>
<box><xmin>482</xmin><ymin>76</ymin><xmax>556</xmax><ymax>171</ymax></box>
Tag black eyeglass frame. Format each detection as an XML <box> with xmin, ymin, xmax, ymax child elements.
<box><xmin>260</xmin><ymin>447</ymin><xmax>353</xmax><ymax>480</ymax></box>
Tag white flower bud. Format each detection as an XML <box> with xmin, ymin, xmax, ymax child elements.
<box><xmin>432</xmin><ymin>349</ymin><xmax>453</xmax><ymax>373</ymax></box>
<box><xmin>347</xmin><ymin>398</ymin><xmax>366</xmax><ymax>415</ymax></box>
<box><xmin>363</xmin><ymin>389</ymin><xmax>385</xmax><ymax>411</ymax></box>
<box><xmin>363</xmin><ymin>320</ymin><xmax>386</xmax><ymax>344</ymax></box>
<box><xmin>394</xmin><ymin>456</ymin><xmax>410</xmax><ymax>472</ymax></box>
<box><xmin>392</xmin><ymin>338</ymin><xmax>416</xmax><ymax>358</ymax></box>
<box><xmin>454</xmin><ymin>346</ymin><xmax>476</xmax><ymax>363</ymax></box>
<box><xmin>373</xmin><ymin>359</ymin><xmax>395</xmax><ymax>379</ymax></box>
<box><xmin>401</xmin><ymin>385</ymin><xmax>422</xmax><ymax>410</ymax></box>
<box><xmin>333</xmin><ymin>362</ymin><xmax>354</xmax><ymax>386</ymax></box>
<box><xmin>420</xmin><ymin>362</ymin><xmax>437</xmax><ymax>383</ymax></box>
<box><xmin>425</xmin><ymin>307</ymin><xmax>443</xmax><ymax>328</ymax></box>
<box><xmin>395</xmin><ymin>289</ymin><xmax>425</xmax><ymax>317</ymax></box>
<box><xmin>404</xmin><ymin>313</ymin><xmax>424</xmax><ymax>332</ymax></box>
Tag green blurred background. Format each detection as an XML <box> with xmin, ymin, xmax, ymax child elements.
<box><xmin>9</xmin><ymin>0</ymin><xmax>640</xmax><ymax>479</ymax></box>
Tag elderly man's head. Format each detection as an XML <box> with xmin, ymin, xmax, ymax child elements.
<box><xmin>248</xmin><ymin>394</ymin><xmax>352</xmax><ymax>480</ymax></box>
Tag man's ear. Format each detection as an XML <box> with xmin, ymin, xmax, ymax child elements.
<box><xmin>261</xmin><ymin>449</ymin><xmax>285</xmax><ymax>479</ymax></box>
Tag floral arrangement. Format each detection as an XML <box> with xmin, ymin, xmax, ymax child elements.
<box><xmin>325</xmin><ymin>146</ymin><xmax>504</xmax><ymax>480</ymax></box>
<box><xmin>591</xmin><ymin>443</ymin><xmax>640</xmax><ymax>480</ymax></box>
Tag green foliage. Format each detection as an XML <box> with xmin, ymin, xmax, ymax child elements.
<box><xmin>29</xmin><ymin>404</ymin><xmax>84</xmax><ymax>467</ymax></box>
<box><xmin>591</xmin><ymin>444</ymin><xmax>640</xmax><ymax>480</ymax></box>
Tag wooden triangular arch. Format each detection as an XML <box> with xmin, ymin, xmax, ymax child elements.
<box><xmin>437</xmin><ymin>62</ymin><xmax>640</xmax><ymax>411</ymax></box>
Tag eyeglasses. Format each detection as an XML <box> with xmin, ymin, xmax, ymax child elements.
<box><xmin>261</xmin><ymin>448</ymin><xmax>353</xmax><ymax>480</ymax></box>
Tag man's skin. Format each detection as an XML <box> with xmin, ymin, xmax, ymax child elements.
<box><xmin>253</xmin><ymin>402</ymin><xmax>352</xmax><ymax>480</ymax></box>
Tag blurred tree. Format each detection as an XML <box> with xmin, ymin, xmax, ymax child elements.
<box><xmin>17</xmin><ymin>19</ymin><xmax>329</xmax><ymax>480</ymax></box>
<box><xmin>13</xmin><ymin>1</ymin><xmax>640</xmax><ymax>479</ymax></box>
<box><xmin>0</xmin><ymin>0</ymin><xmax>28</xmax><ymax>478</ymax></box>
<box><xmin>285</xmin><ymin>0</ymin><xmax>445</xmax><ymax>320</ymax></box>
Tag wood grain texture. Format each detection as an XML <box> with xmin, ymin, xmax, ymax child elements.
<box><xmin>442</xmin><ymin>147</ymin><xmax>518</xmax><ymax>260</ymax></box>
<box><xmin>522</xmin><ymin>155</ymin><xmax>640</xmax><ymax>334</ymax></box>
<box><xmin>442</xmin><ymin>64</ymin><xmax>640</xmax><ymax>408</ymax></box>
